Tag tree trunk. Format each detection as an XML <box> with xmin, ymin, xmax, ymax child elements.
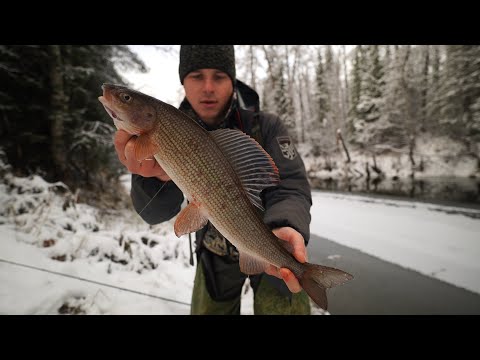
<box><xmin>342</xmin><ymin>45</ymin><xmax>350</xmax><ymax>111</ymax></box>
<box><xmin>371</xmin><ymin>153</ymin><xmax>381</xmax><ymax>174</ymax></box>
<box><xmin>421</xmin><ymin>46</ymin><xmax>429</xmax><ymax>132</ymax></box>
<box><xmin>48</xmin><ymin>45</ymin><xmax>68</xmax><ymax>181</ymax></box>
<box><xmin>249</xmin><ymin>45</ymin><xmax>257</xmax><ymax>89</ymax></box>
<box><xmin>261</xmin><ymin>45</ymin><xmax>277</xmax><ymax>79</ymax></box>
<box><xmin>336</xmin><ymin>128</ymin><xmax>351</xmax><ymax>163</ymax></box>
<box><xmin>298</xmin><ymin>73</ymin><xmax>306</xmax><ymax>143</ymax></box>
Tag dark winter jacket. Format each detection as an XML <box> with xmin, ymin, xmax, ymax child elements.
<box><xmin>130</xmin><ymin>82</ymin><xmax>312</xmax><ymax>248</ymax></box>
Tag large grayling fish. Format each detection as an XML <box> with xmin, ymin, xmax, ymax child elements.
<box><xmin>98</xmin><ymin>83</ymin><xmax>353</xmax><ymax>310</ymax></box>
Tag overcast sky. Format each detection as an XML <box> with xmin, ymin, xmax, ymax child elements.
<box><xmin>123</xmin><ymin>45</ymin><xmax>183</xmax><ymax>106</ymax></box>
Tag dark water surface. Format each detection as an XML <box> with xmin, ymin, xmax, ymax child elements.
<box><xmin>308</xmin><ymin>234</ymin><xmax>480</xmax><ymax>315</ymax></box>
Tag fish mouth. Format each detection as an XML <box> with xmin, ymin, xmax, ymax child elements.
<box><xmin>98</xmin><ymin>96</ymin><xmax>122</xmax><ymax>122</ymax></box>
<box><xmin>104</xmin><ymin>104</ymin><xmax>122</xmax><ymax>121</ymax></box>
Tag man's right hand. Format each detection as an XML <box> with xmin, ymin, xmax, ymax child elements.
<box><xmin>114</xmin><ymin>130</ymin><xmax>171</xmax><ymax>182</ymax></box>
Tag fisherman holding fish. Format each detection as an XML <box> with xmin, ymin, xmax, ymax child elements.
<box><xmin>109</xmin><ymin>45</ymin><xmax>351</xmax><ymax>314</ymax></box>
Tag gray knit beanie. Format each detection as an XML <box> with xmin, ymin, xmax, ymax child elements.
<box><xmin>179</xmin><ymin>45</ymin><xmax>236</xmax><ymax>84</ymax></box>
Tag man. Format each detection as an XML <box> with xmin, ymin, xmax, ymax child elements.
<box><xmin>114</xmin><ymin>45</ymin><xmax>312</xmax><ymax>314</ymax></box>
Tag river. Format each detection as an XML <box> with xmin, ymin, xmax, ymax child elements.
<box><xmin>309</xmin><ymin>176</ymin><xmax>480</xmax><ymax>207</ymax></box>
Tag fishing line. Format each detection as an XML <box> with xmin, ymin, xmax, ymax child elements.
<box><xmin>138</xmin><ymin>181</ymin><xmax>167</xmax><ymax>216</ymax></box>
<box><xmin>0</xmin><ymin>258</ymin><xmax>190</xmax><ymax>307</ymax></box>
<box><xmin>137</xmin><ymin>176</ymin><xmax>195</xmax><ymax>266</ymax></box>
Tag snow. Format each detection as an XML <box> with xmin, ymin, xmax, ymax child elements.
<box><xmin>1</xmin><ymin>162</ymin><xmax>479</xmax><ymax>314</ymax></box>
<box><xmin>301</xmin><ymin>135</ymin><xmax>479</xmax><ymax>181</ymax></box>
<box><xmin>0</xmin><ymin>171</ymin><xmax>196</xmax><ymax>315</ymax></box>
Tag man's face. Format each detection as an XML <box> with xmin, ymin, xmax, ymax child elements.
<box><xmin>183</xmin><ymin>69</ymin><xmax>233</xmax><ymax>126</ymax></box>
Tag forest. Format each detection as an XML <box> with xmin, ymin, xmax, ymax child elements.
<box><xmin>1</xmin><ymin>45</ymin><xmax>479</xmax><ymax>204</ymax></box>
<box><xmin>0</xmin><ymin>45</ymin><xmax>146</xmax><ymax>204</ymax></box>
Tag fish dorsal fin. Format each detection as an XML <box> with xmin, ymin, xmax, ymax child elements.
<box><xmin>210</xmin><ymin>129</ymin><xmax>280</xmax><ymax>211</ymax></box>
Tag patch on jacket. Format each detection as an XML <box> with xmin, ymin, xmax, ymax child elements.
<box><xmin>276</xmin><ymin>136</ymin><xmax>297</xmax><ymax>160</ymax></box>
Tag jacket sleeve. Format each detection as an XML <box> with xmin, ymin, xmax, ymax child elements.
<box><xmin>260</xmin><ymin>113</ymin><xmax>312</xmax><ymax>245</ymax></box>
<box><xmin>130</xmin><ymin>174</ymin><xmax>184</xmax><ymax>225</ymax></box>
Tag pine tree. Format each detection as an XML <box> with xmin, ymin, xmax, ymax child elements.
<box><xmin>48</xmin><ymin>45</ymin><xmax>69</xmax><ymax>181</ymax></box>
<box><xmin>349</xmin><ymin>46</ymin><xmax>362</xmax><ymax>126</ymax></box>
<box><xmin>349</xmin><ymin>45</ymin><xmax>376</xmax><ymax>148</ymax></box>
<box><xmin>1</xmin><ymin>45</ymin><xmax>52</xmax><ymax>173</ymax></box>
<box><xmin>314</xmin><ymin>49</ymin><xmax>329</xmax><ymax>128</ymax></box>
<box><xmin>0</xmin><ymin>45</ymin><xmax>147</xmax><ymax>194</ymax></box>
<box><xmin>361</xmin><ymin>45</ymin><xmax>384</xmax><ymax>127</ymax></box>
<box><xmin>273</xmin><ymin>63</ymin><xmax>297</xmax><ymax>141</ymax></box>
<box><xmin>419</xmin><ymin>45</ymin><xmax>430</xmax><ymax>132</ymax></box>
<box><xmin>324</xmin><ymin>46</ymin><xmax>343</xmax><ymax>134</ymax></box>
<box><xmin>439</xmin><ymin>46</ymin><xmax>480</xmax><ymax>144</ymax></box>
<box><xmin>373</xmin><ymin>45</ymin><xmax>409</xmax><ymax>148</ymax></box>
<box><xmin>426</xmin><ymin>45</ymin><xmax>443</xmax><ymax>132</ymax></box>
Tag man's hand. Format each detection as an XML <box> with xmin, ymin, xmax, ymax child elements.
<box><xmin>114</xmin><ymin>130</ymin><xmax>170</xmax><ymax>181</ymax></box>
<box><xmin>265</xmin><ymin>227</ymin><xmax>308</xmax><ymax>293</ymax></box>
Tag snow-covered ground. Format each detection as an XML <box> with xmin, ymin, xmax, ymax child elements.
<box><xmin>299</xmin><ymin>135</ymin><xmax>480</xmax><ymax>181</ymax></box>
<box><xmin>0</xmin><ymin>170</ymin><xmax>261</xmax><ymax>314</ymax></box>
<box><xmin>1</xmin><ymin>168</ymin><xmax>479</xmax><ymax>314</ymax></box>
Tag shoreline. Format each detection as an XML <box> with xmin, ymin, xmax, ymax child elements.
<box><xmin>310</xmin><ymin>186</ymin><xmax>480</xmax><ymax>211</ymax></box>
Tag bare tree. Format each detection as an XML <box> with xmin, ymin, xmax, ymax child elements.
<box><xmin>342</xmin><ymin>45</ymin><xmax>350</xmax><ymax>112</ymax></box>
<box><xmin>248</xmin><ymin>45</ymin><xmax>258</xmax><ymax>89</ymax></box>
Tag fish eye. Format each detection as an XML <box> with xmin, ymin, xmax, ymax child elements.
<box><xmin>120</xmin><ymin>93</ymin><xmax>132</xmax><ymax>102</ymax></box>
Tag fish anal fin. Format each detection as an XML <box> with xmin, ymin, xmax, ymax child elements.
<box><xmin>300</xmin><ymin>277</ymin><xmax>328</xmax><ymax>310</ymax></box>
<box><xmin>135</xmin><ymin>134</ymin><xmax>159</xmax><ymax>161</ymax></box>
<box><xmin>239</xmin><ymin>252</ymin><xmax>269</xmax><ymax>275</ymax></box>
<box><xmin>174</xmin><ymin>202</ymin><xmax>209</xmax><ymax>237</ymax></box>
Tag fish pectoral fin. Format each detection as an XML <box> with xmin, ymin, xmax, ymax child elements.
<box><xmin>174</xmin><ymin>202</ymin><xmax>209</xmax><ymax>237</ymax></box>
<box><xmin>134</xmin><ymin>134</ymin><xmax>158</xmax><ymax>161</ymax></box>
<box><xmin>239</xmin><ymin>252</ymin><xmax>269</xmax><ymax>275</ymax></box>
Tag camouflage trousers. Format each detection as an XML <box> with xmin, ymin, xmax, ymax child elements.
<box><xmin>190</xmin><ymin>249</ymin><xmax>311</xmax><ymax>315</ymax></box>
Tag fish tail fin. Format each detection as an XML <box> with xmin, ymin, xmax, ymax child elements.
<box><xmin>299</xmin><ymin>263</ymin><xmax>354</xmax><ymax>311</ymax></box>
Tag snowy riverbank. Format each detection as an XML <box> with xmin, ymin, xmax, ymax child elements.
<box><xmin>1</xmin><ymin>169</ymin><xmax>479</xmax><ymax>314</ymax></box>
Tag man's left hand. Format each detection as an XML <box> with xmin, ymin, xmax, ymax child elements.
<box><xmin>265</xmin><ymin>227</ymin><xmax>307</xmax><ymax>293</ymax></box>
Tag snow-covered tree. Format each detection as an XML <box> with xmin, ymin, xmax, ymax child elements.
<box><xmin>426</xmin><ymin>45</ymin><xmax>443</xmax><ymax>132</ymax></box>
<box><xmin>314</xmin><ymin>49</ymin><xmax>329</xmax><ymax>130</ymax></box>
<box><xmin>273</xmin><ymin>62</ymin><xmax>297</xmax><ymax>141</ymax></box>
<box><xmin>232</xmin><ymin>45</ymin><xmax>480</xmax><ymax>164</ymax></box>
<box><xmin>438</xmin><ymin>46</ymin><xmax>480</xmax><ymax>144</ymax></box>
<box><xmin>0</xmin><ymin>45</ymin><xmax>147</xmax><ymax>193</ymax></box>
<box><xmin>372</xmin><ymin>45</ymin><xmax>409</xmax><ymax>149</ymax></box>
